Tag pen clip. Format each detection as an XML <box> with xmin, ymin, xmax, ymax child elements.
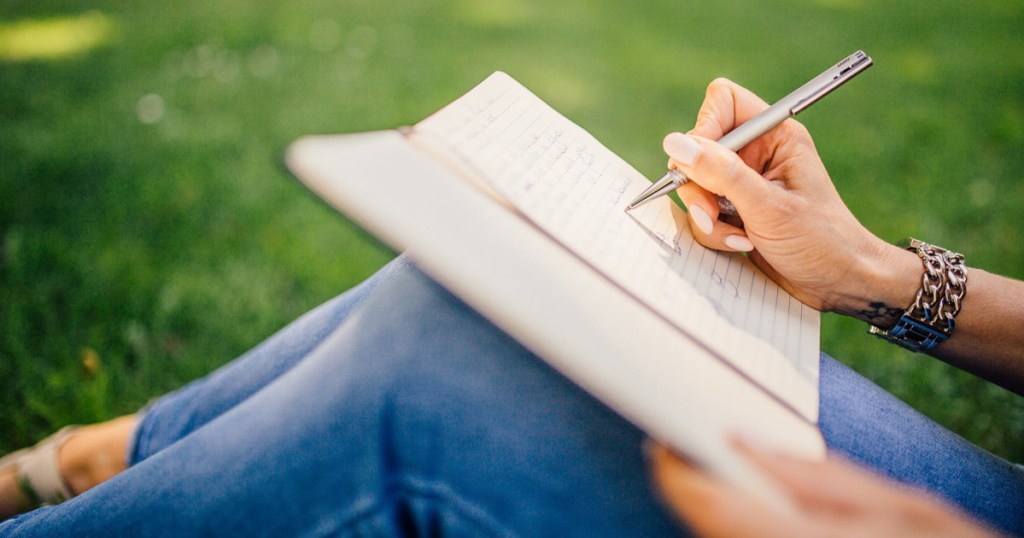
<box><xmin>790</xmin><ymin>51</ymin><xmax>873</xmax><ymax>114</ymax></box>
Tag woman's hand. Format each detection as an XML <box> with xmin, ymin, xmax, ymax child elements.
<box><xmin>666</xmin><ymin>79</ymin><xmax>920</xmax><ymax>323</ymax></box>
<box><xmin>668</xmin><ymin>78</ymin><xmax>1024</xmax><ymax>389</ymax></box>
<box><xmin>648</xmin><ymin>442</ymin><xmax>998</xmax><ymax>538</ymax></box>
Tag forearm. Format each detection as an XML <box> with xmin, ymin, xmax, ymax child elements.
<box><xmin>931</xmin><ymin>269</ymin><xmax>1024</xmax><ymax>393</ymax></box>
<box><xmin>840</xmin><ymin>243</ymin><xmax>1024</xmax><ymax>395</ymax></box>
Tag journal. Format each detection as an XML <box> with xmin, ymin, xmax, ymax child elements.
<box><xmin>286</xmin><ymin>72</ymin><xmax>823</xmax><ymax>505</ymax></box>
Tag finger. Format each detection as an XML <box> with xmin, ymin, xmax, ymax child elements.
<box><xmin>689</xmin><ymin>78</ymin><xmax>771</xmax><ymax>141</ymax></box>
<box><xmin>666</xmin><ymin>160</ymin><xmax>755</xmax><ymax>252</ymax></box>
<box><xmin>664</xmin><ymin>132</ymin><xmax>776</xmax><ymax>218</ymax></box>
<box><xmin>677</xmin><ymin>182</ymin><xmax>754</xmax><ymax>252</ymax></box>
<box><xmin>649</xmin><ymin>445</ymin><xmax>806</xmax><ymax>538</ymax></box>
<box><xmin>675</xmin><ymin>181</ymin><xmax>717</xmax><ymax>235</ymax></box>
<box><xmin>733</xmin><ymin>443</ymin><xmax>986</xmax><ymax>536</ymax></box>
<box><xmin>732</xmin><ymin>440</ymin><xmax>908</xmax><ymax>511</ymax></box>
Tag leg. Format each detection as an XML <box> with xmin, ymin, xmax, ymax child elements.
<box><xmin>1</xmin><ymin>256</ymin><xmax>412</xmax><ymax>519</ymax></box>
<box><xmin>131</xmin><ymin>254</ymin><xmax>414</xmax><ymax>463</ymax></box>
<box><xmin>9</xmin><ymin>265</ymin><xmax>1018</xmax><ymax>535</ymax></box>
<box><xmin>1</xmin><ymin>267</ymin><xmax>685</xmax><ymax>537</ymax></box>
<box><xmin>819</xmin><ymin>354</ymin><xmax>1024</xmax><ymax>536</ymax></box>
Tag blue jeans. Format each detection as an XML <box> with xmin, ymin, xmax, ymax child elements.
<box><xmin>3</xmin><ymin>256</ymin><xmax>1023</xmax><ymax>536</ymax></box>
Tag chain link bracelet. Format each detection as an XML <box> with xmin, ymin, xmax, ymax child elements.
<box><xmin>869</xmin><ymin>238</ymin><xmax>968</xmax><ymax>352</ymax></box>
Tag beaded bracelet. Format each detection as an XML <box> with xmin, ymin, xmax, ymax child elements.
<box><xmin>869</xmin><ymin>238</ymin><xmax>967</xmax><ymax>352</ymax></box>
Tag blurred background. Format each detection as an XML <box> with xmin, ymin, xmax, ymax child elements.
<box><xmin>1</xmin><ymin>0</ymin><xmax>1022</xmax><ymax>460</ymax></box>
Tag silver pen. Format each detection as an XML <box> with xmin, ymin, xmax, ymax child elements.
<box><xmin>625</xmin><ymin>50</ymin><xmax>873</xmax><ymax>214</ymax></box>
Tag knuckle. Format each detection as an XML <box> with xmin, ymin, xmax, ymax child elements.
<box><xmin>707</xmin><ymin>77</ymin><xmax>734</xmax><ymax>94</ymax></box>
<box><xmin>778</xmin><ymin>120</ymin><xmax>816</xmax><ymax>151</ymax></box>
<box><xmin>718</xmin><ymin>162</ymin><xmax>740</xmax><ymax>193</ymax></box>
<box><xmin>780</xmin><ymin>118</ymin><xmax>810</xmax><ymax>138</ymax></box>
<box><xmin>689</xmin><ymin>151</ymin><xmax>740</xmax><ymax>198</ymax></box>
<box><xmin>710</xmin><ymin>150</ymin><xmax>745</xmax><ymax>192</ymax></box>
<box><xmin>694</xmin><ymin>107</ymin><xmax>717</xmax><ymax>128</ymax></box>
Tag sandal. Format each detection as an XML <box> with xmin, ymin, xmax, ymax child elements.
<box><xmin>0</xmin><ymin>426</ymin><xmax>79</xmax><ymax>509</ymax></box>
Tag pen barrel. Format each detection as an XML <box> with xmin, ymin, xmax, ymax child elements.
<box><xmin>715</xmin><ymin>51</ymin><xmax>871</xmax><ymax>153</ymax></box>
<box><xmin>716</xmin><ymin>106</ymin><xmax>793</xmax><ymax>151</ymax></box>
<box><xmin>628</xmin><ymin>51</ymin><xmax>871</xmax><ymax>215</ymax></box>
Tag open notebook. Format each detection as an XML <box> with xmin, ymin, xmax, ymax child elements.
<box><xmin>286</xmin><ymin>72</ymin><xmax>824</xmax><ymax>505</ymax></box>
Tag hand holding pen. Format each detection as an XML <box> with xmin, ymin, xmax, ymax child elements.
<box><xmin>645</xmin><ymin>67</ymin><xmax>918</xmax><ymax>320</ymax></box>
<box><xmin>626</xmin><ymin>51</ymin><xmax>872</xmax><ymax>215</ymax></box>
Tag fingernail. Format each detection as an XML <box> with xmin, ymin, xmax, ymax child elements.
<box><xmin>688</xmin><ymin>204</ymin><xmax>714</xmax><ymax>235</ymax></box>
<box><xmin>663</xmin><ymin>133</ymin><xmax>701</xmax><ymax>166</ymax></box>
<box><xmin>724</xmin><ymin>235</ymin><xmax>754</xmax><ymax>252</ymax></box>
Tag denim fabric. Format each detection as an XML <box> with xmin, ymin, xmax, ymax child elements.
<box><xmin>2</xmin><ymin>259</ymin><xmax>1022</xmax><ymax>536</ymax></box>
<box><xmin>129</xmin><ymin>255</ymin><xmax>416</xmax><ymax>465</ymax></box>
<box><xmin>820</xmin><ymin>357</ymin><xmax>1024</xmax><ymax>534</ymax></box>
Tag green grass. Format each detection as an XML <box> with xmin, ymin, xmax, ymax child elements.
<box><xmin>2</xmin><ymin>0</ymin><xmax>1022</xmax><ymax>461</ymax></box>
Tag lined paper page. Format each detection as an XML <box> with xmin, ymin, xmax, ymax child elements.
<box><xmin>414</xmin><ymin>72</ymin><xmax>820</xmax><ymax>419</ymax></box>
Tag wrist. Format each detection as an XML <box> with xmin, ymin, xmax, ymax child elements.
<box><xmin>830</xmin><ymin>237</ymin><xmax>922</xmax><ymax>328</ymax></box>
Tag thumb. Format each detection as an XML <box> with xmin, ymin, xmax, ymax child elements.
<box><xmin>663</xmin><ymin>132</ymin><xmax>773</xmax><ymax>214</ymax></box>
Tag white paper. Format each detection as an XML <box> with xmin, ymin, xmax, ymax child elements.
<box><xmin>415</xmin><ymin>72</ymin><xmax>820</xmax><ymax>420</ymax></box>
<box><xmin>286</xmin><ymin>130</ymin><xmax>825</xmax><ymax>511</ymax></box>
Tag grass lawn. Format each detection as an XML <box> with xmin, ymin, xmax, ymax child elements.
<box><xmin>2</xmin><ymin>0</ymin><xmax>1022</xmax><ymax>461</ymax></box>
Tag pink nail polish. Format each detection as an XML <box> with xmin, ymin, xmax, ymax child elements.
<box><xmin>724</xmin><ymin>235</ymin><xmax>754</xmax><ymax>252</ymax></box>
<box><xmin>663</xmin><ymin>133</ymin><xmax>701</xmax><ymax>166</ymax></box>
<box><xmin>688</xmin><ymin>205</ymin><xmax>714</xmax><ymax>235</ymax></box>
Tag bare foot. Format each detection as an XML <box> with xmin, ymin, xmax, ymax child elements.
<box><xmin>58</xmin><ymin>415</ymin><xmax>137</xmax><ymax>496</ymax></box>
<box><xmin>0</xmin><ymin>465</ymin><xmax>31</xmax><ymax>519</ymax></box>
<box><xmin>1</xmin><ymin>415</ymin><xmax>136</xmax><ymax>520</ymax></box>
